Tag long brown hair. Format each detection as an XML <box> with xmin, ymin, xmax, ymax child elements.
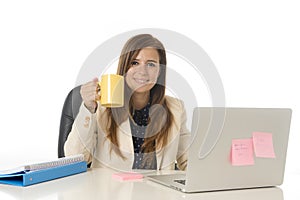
<box><xmin>103</xmin><ymin>34</ymin><xmax>174</xmax><ymax>159</ymax></box>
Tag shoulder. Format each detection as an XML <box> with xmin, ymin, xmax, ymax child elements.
<box><xmin>165</xmin><ymin>95</ymin><xmax>184</xmax><ymax>107</ymax></box>
<box><xmin>165</xmin><ymin>95</ymin><xmax>185</xmax><ymax>114</ymax></box>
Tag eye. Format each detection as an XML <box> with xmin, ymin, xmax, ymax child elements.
<box><xmin>131</xmin><ymin>61</ymin><xmax>139</xmax><ymax>66</ymax></box>
<box><xmin>147</xmin><ymin>62</ymin><xmax>157</xmax><ymax>67</ymax></box>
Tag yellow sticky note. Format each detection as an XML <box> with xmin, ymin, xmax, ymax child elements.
<box><xmin>231</xmin><ymin>139</ymin><xmax>255</xmax><ymax>166</ymax></box>
<box><xmin>252</xmin><ymin>132</ymin><xmax>276</xmax><ymax>158</ymax></box>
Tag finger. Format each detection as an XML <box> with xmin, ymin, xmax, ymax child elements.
<box><xmin>92</xmin><ymin>77</ymin><xmax>99</xmax><ymax>83</ymax></box>
<box><xmin>95</xmin><ymin>93</ymin><xmax>101</xmax><ymax>101</ymax></box>
<box><xmin>83</xmin><ymin>82</ymin><xmax>99</xmax><ymax>94</ymax></box>
<box><xmin>96</xmin><ymin>83</ymin><xmax>101</xmax><ymax>92</ymax></box>
<box><xmin>95</xmin><ymin>88</ymin><xmax>101</xmax><ymax>101</ymax></box>
<box><xmin>80</xmin><ymin>79</ymin><xmax>100</xmax><ymax>101</ymax></box>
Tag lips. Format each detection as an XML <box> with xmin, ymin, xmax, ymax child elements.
<box><xmin>134</xmin><ymin>78</ymin><xmax>149</xmax><ymax>84</ymax></box>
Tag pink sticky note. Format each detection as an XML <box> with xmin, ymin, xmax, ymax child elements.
<box><xmin>252</xmin><ymin>132</ymin><xmax>276</xmax><ymax>158</ymax></box>
<box><xmin>231</xmin><ymin>139</ymin><xmax>255</xmax><ymax>166</ymax></box>
<box><xmin>112</xmin><ymin>172</ymin><xmax>143</xmax><ymax>181</ymax></box>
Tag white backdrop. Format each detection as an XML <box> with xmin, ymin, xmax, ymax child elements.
<box><xmin>0</xmin><ymin>0</ymin><xmax>299</xmax><ymax>194</ymax></box>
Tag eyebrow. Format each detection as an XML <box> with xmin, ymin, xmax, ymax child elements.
<box><xmin>133</xmin><ymin>58</ymin><xmax>158</xmax><ymax>63</ymax></box>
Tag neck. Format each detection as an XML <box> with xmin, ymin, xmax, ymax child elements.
<box><xmin>132</xmin><ymin>91</ymin><xmax>150</xmax><ymax>110</ymax></box>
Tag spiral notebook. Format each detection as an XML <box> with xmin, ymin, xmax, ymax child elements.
<box><xmin>0</xmin><ymin>154</ymin><xmax>87</xmax><ymax>186</ymax></box>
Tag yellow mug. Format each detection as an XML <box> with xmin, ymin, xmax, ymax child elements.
<box><xmin>99</xmin><ymin>74</ymin><xmax>124</xmax><ymax>107</ymax></box>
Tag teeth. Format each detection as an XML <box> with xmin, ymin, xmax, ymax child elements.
<box><xmin>135</xmin><ymin>79</ymin><xmax>148</xmax><ymax>84</ymax></box>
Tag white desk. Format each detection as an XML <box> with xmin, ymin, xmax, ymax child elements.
<box><xmin>0</xmin><ymin>168</ymin><xmax>299</xmax><ymax>200</ymax></box>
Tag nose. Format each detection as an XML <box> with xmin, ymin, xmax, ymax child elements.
<box><xmin>137</xmin><ymin>62</ymin><xmax>148</xmax><ymax>75</ymax></box>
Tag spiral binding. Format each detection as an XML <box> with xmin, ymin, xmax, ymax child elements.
<box><xmin>25</xmin><ymin>154</ymin><xmax>84</xmax><ymax>171</ymax></box>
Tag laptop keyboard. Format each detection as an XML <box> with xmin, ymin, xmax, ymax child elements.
<box><xmin>174</xmin><ymin>179</ymin><xmax>186</xmax><ymax>185</ymax></box>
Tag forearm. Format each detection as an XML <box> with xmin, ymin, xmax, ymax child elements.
<box><xmin>64</xmin><ymin>103</ymin><xmax>98</xmax><ymax>164</ymax></box>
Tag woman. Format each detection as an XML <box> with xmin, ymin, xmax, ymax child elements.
<box><xmin>64</xmin><ymin>34</ymin><xmax>190</xmax><ymax>171</ymax></box>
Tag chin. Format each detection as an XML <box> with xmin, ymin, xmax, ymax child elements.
<box><xmin>132</xmin><ymin>84</ymin><xmax>155</xmax><ymax>93</ymax></box>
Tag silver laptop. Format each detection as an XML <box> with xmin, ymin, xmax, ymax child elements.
<box><xmin>147</xmin><ymin>107</ymin><xmax>292</xmax><ymax>193</ymax></box>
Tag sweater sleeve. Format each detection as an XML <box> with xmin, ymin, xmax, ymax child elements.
<box><xmin>64</xmin><ymin>102</ymin><xmax>98</xmax><ymax>164</ymax></box>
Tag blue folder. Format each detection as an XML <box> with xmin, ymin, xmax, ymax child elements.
<box><xmin>0</xmin><ymin>161</ymin><xmax>87</xmax><ymax>186</ymax></box>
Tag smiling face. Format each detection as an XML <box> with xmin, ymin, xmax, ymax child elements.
<box><xmin>125</xmin><ymin>47</ymin><xmax>160</xmax><ymax>93</ymax></box>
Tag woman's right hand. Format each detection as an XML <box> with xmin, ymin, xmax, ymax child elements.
<box><xmin>80</xmin><ymin>77</ymin><xmax>100</xmax><ymax>113</ymax></box>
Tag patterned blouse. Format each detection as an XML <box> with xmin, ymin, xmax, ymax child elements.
<box><xmin>129</xmin><ymin>102</ymin><xmax>157</xmax><ymax>169</ymax></box>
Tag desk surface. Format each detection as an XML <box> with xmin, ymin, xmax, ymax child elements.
<box><xmin>0</xmin><ymin>168</ymin><xmax>299</xmax><ymax>200</ymax></box>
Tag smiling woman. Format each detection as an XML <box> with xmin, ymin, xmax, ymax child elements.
<box><xmin>126</xmin><ymin>48</ymin><xmax>160</xmax><ymax>95</ymax></box>
<box><xmin>64</xmin><ymin>34</ymin><xmax>190</xmax><ymax>171</ymax></box>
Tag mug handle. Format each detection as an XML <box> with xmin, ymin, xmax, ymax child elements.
<box><xmin>95</xmin><ymin>82</ymin><xmax>101</xmax><ymax>101</ymax></box>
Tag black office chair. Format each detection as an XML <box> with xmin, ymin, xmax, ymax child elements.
<box><xmin>58</xmin><ymin>85</ymin><xmax>82</xmax><ymax>158</ymax></box>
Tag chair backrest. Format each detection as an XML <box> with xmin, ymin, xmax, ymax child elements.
<box><xmin>58</xmin><ymin>85</ymin><xmax>82</xmax><ymax>158</ymax></box>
